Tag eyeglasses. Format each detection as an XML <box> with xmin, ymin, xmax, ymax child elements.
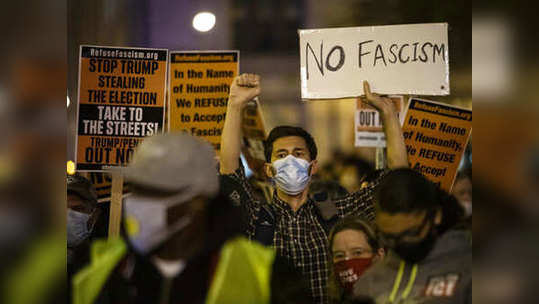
<box><xmin>377</xmin><ymin>210</ymin><xmax>434</xmax><ymax>248</ymax></box>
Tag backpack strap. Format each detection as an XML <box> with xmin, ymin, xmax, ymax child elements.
<box><xmin>253</xmin><ymin>191</ymin><xmax>340</xmax><ymax>246</ymax></box>
<box><xmin>311</xmin><ymin>191</ymin><xmax>339</xmax><ymax>234</ymax></box>
<box><xmin>253</xmin><ymin>203</ymin><xmax>276</xmax><ymax>246</ymax></box>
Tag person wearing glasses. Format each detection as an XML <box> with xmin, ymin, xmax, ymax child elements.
<box><xmin>327</xmin><ymin>216</ymin><xmax>385</xmax><ymax>304</ymax></box>
<box><xmin>219</xmin><ymin>74</ymin><xmax>408</xmax><ymax>304</ymax></box>
<box><xmin>352</xmin><ymin>168</ymin><xmax>471</xmax><ymax>304</ymax></box>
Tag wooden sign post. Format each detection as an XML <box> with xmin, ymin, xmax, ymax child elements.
<box><xmin>108</xmin><ymin>172</ymin><xmax>124</xmax><ymax>237</ymax></box>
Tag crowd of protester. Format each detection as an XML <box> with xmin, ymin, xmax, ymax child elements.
<box><xmin>67</xmin><ymin>74</ymin><xmax>472</xmax><ymax>304</ymax></box>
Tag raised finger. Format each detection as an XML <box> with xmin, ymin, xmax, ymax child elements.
<box><xmin>363</xmin><ymin>80</ymin><xmax>371</xmax><ymax>97</ymax></box>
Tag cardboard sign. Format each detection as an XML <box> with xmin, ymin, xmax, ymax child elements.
<box><xmin>299</xmin><ymin>23</ymin><xmax>449</xmax><ymax>99</ymax></box>
<box><xmin>168</xmin><ymin>51</ymin><xmax>239</xmax><ymax>152</ymax></box>
<box><xmin>75</xmin><ymin>45</ymin><xmax>168</xmax><ymax>171</ymax></box>
<box><xmin>242</xmin><ymin>99</ymin><xmax>267</xmax><ymax>161</ymax></box>
<box><xmin>402</xmin><ymin>98</ymin><xmax>472</xmax><ymax>192</ymax></box>
<box><xmin>355</xmin><ymin>96</ymin><xmax>404</xmax><ymax>147</ymax></box>
<box><xmin>241</xmin><ymin>98</ymin><xmax>268</xmax><ymax>179</ymax></box>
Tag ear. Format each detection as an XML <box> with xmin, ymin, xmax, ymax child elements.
<box><xmin>434</xmin><ymin>208</ymin><xmax>443</xmax><ymax>225</ymax></box>
<box><xmin>377</xmin><ymin>247</ymin><xmax>386</xmax><ymax>259</ymax></box>
<box><xmin>264</xmin><ymin>163</ymin><xmax>274</xmax><ymax>178</ymax></box>
<box><xmin>310</xmin><ymin>159</ymin><xmax>319</xmax><ymax>176</ymax></box>
<box><xmin>372</xmin><ymin>247</ymin><xmax>385</xmax><ymax>263</ymax></box>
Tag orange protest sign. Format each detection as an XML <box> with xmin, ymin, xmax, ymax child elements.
<box><xmin>355</xmin><ymin>96</ymin><xmax>404</xmax><ymax>147</ymax></box>
<box><xmin>402</xmin><ymin>98</ymin><xmax>472</xmax><ymax>192</ymax></box>
<box><xmin>75</xmin><ymin>46</ymin><xmax>168</xmax><ymax>171</ymax></box>
<box><xmin>168</xmin><ymin>51</ymin><xmax>239</xmax><ymax>152</ymax></box>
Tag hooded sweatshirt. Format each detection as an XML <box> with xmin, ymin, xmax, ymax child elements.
<box><xmin>352</xmin><ymin>228</ymin><xmax>471</xmax><ymax>304</ymax></box>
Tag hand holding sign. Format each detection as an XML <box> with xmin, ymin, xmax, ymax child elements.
<box><xmin>362</xmin><ymin>80</ymin><xmax>408</xmax><ymax>169</ymax></box>
<box><xmin>362</xmin><ymin>80</ymin><xmax>397</xmax><ymax>118</ymax></box>
<box><xmin>229</xmin><ymin>73</ymin><xmax>261</xmax><ymax>109</ymax></box>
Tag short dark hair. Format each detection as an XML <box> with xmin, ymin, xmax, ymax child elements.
<box><xmin>264</xmin><ymin>126</ymin><xmax>317</xmax><ymax>162</ymax></box>
<box><xmin>67</xmin><ymin>174</ymin><xmax>98</xmax><ymax>208</ymax></box>
<box><xmin>375</xmin><ymin>168</ymin><xmax>464</xmax><ymax>233</ymax></box>
<box><xmin>375</xmin><ymin>168</ymin><xmax>440</xmax><ymax>214</ymax></box>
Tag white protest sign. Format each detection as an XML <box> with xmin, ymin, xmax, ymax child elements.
<box><xmin>299</xmin><ymin>23</ymin><xmax>449</xmax><ymax>99</ymax></box>
<box><xmin>355</xmin><ymin>96</ymin><xmax>404</xmax><ymax>147</ymax></box>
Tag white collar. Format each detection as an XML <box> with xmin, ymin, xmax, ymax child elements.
<box><xmin>151</xmin><ymin>256</ymin><xmax>186</xmax><ymax>278</ymax></box>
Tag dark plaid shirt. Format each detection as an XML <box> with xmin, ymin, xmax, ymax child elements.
<box><xmin>220</xmin><ymin>167</ymin><xmax>381</xmax><ymax>304</ymax></box>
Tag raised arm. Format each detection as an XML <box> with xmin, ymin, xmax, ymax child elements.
<box><xmin>219</xmin><ymin>73</ymin><xmax>261</xmax><ymax>174</ymax></box>
<box><xmin>363</xmin><ymin>81</ymin><xmax>409</xmax><ymax>169</ymax></box>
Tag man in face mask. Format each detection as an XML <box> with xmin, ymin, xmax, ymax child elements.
<box><xmin>67</xmin><ymin>175</ymin><xmax>100</xmax><ymax>276</ymax></box>
<box><xmin>219</xmin><ymin>74</ymin><xmax>409</xmax><ymax>304</ymax></box>
<box><xmin>74</xmin><ymin>133</ymin><xmax>313</xmax><ymax>304</ymax></box>
<box><xmin>352</xmin><ymin>169</ymin><xmax>471</xmax><ymax>304</ymax></box>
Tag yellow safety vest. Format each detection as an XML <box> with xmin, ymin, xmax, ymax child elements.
<box><xmin>206</xmin><ymin>237</ymin><xmax>275</xmax><ymax>304</ymax></box>
<box><xmin>72</xmin><ymin>236</ymin><xmax>275</xmax><ymax>304</ymax></box>
<box><xmin>72</xmin><ymin>238</ymin><xmax>127</xmax><ymax>304</ymax></box>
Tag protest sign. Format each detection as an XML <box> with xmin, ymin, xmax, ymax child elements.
<box><xmin>88</xmin><ymin>172</ymin><xmax>130</xmax><ymax>203</ymax></box>
<box><xmin>402</xmin><ymin>98</ymin><xmax>472</xmax><ymax>192</ymax></box>
<box><xmin>355</xmin><ymin>96</ymin><xmax>404</xmax><ymax>147</ymax></box>
<box><xmin>168</xmin><ymin>51</ymin><xmax>239</xmax><ymax>152</ymax></box>
<box><xmin>299</xmin><ymin>23</ymin><xmax>449</xmax><ymax>99</ymax></box>
<box><xmin>75</xmin><ymin>45</ymin><xmax>168</xmax><ymax>171</ymax></box>
<box><xmin>242</xmin><ymin>98</ymin><xmax>267</xmax><ymax>161</ymax></box>
<box><xmin>241</xmin><ymin>98</ymin><xmax>268</xmax><ymax>179</ymax></box>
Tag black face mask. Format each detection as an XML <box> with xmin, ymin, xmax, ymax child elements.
<box><xmin>393</xmin><ymin>226</ymin><xmax>437</xmax><ymax>264</ymax></box>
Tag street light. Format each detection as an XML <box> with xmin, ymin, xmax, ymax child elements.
<box><xmin>192</xmin><ymin>12</ymin><xmax>216</xmax><ymax>32</ymax></box>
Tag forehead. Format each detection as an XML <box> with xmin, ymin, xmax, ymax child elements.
<box><xmin>332</xmin><ymin>229</ymin><xmax>370</xmax><ymax>250</ymax></box>
<box><xmin>375</xmin><ymin>211</ymin><xmax>427</xmax><ymax>234</ymax></box>
<box><xmin>272</xmin><ymin>136</ymin><xmax>308</xmax><ymax>152</ymax></box>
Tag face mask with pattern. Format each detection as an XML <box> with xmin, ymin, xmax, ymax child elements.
<box><xmin>333</xmin><ymin>257</ymin><xmax>373</xmax><ymax>294</ymax></box>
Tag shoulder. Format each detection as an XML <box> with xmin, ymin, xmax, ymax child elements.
<box><xmin>352</xmin><ymin>257</ymin><xmax>397</xmax><ymax>299</ymax></box>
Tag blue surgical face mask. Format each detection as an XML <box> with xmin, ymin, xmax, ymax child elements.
<box><xmin>67</xmin><ymin>209</ymin><xmax>93</xmax><ymax>247</ymax></box>
<box><xmin>272</xmin><ymin>155</ymin><xmax>312</xmax><ymax>195</ymax></box>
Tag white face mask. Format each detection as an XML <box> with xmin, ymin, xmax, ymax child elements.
<box><xmin>123</xmin><ymin>192</ymin><xmax>193</xmax><ymax>255</ymax></box>
<box><xmin>67</xmin><ymin>209</ymin><xmax>93</xmax><ymax>248</ymax></box>
<box><xmin>272</xmin><ymin>155</ymin><xmax>312</xmax><ymax>195</ymax></box>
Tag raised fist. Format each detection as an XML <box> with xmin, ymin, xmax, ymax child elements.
<box><xmin>228</xmin><ymin>73</ymin><xmax>261</xmax><ymax>108</ymax></box>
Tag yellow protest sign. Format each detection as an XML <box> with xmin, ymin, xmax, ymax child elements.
<box><xmin>242</xmin><ymin>98</ymin><xmax>267</xmax><ymax>159</ymax></box>
<box><xmin>402</xmin><ymin>98</ymin><xmax>472</xmax><ymax>192</ymax></box>
<box><xmin>355</xmin><ymin>96</ymin><xmax>404</xmax><ymax>147</ymax></box>
<box><xmin>75</xmin><ymin>46</ymin><xmax>168</xmax><ymax>171</ymax></box>
<box><xmin>168</xmin><ymin>51</ymin><xmax>239</xmax><ymax>152</ymax></box>
<box><xmin>241</xmin><ymin>98</ymin><xmax>268</xmax><ymax>179</ymax></box>
<box><xmin>88</xmin><ymin>172</ymin><xmax>130</xmax><ymax>203</ymax></box>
